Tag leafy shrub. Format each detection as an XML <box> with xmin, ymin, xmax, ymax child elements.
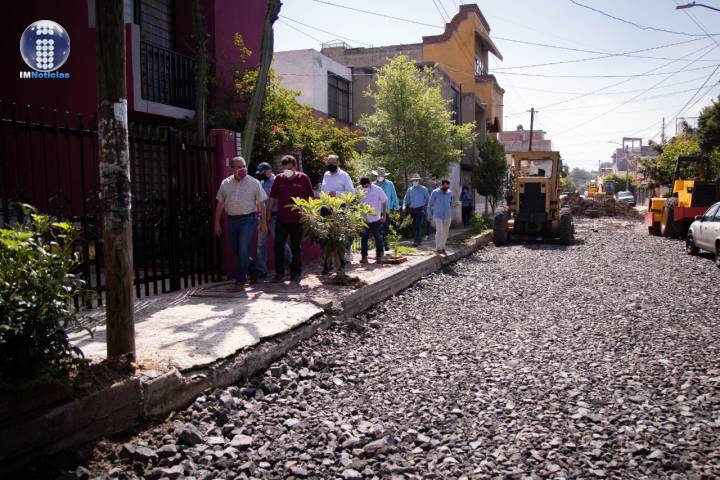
<box><xmin>0</xmin><ymin>205</ymin><xmax>86</xmax><ymax>386</ymax></box>
<box><xmin>292</xmin><ymin>192</ymin><xmax>375</xmax><ymax>280</ymax></box>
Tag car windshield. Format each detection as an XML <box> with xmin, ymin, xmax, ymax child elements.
<box><xmin>618</xmin><ymin>192</ymin><xmax>633</xmax><ymax>197</ymax></box>
<box><xmin>517</xmin><ymin>159</ymin><xmax>553</xmax><ymax>177</ymax></box>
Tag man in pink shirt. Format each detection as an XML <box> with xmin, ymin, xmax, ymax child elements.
<box><xmin>357</xmin><ymin>177</ymin><xmax>387</xmax><ymax>264</ymax></box>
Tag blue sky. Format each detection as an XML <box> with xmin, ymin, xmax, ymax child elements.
<box><xmin>274</xmin><ymin>0</ymin><xmax>720</xmax><ymax>171</ymax></box>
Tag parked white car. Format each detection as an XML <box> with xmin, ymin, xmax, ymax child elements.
<box><xmin>686</xmin><ymin>201</ymin><xmax>720</xmax><ymax>267</ymax></box>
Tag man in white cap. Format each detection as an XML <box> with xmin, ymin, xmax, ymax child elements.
<box><xmin>372</xmin><ymin>167</ymin><xmax>399</xmax><ymax>251</ymax></box>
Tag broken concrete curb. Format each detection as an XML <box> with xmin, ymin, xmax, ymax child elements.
<box><xmin>0</xmin><ymin>231</ymin><xmax>492</xmax><ymax>471</ymax></box>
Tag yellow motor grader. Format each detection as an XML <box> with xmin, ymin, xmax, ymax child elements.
<box><xmin>494</xmin><ymin>151</ymin><xmax>574</xmax><ymax>245</ymax></box>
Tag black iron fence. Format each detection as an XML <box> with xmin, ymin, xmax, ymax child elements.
<box><xmin>0</xmin><ymin>102</ymin><xmax>221</xmax><ymax>308</ymax></box>
<box><xmin>140</xmin><ymin>41</ymin><xmax>196</xmax><ymax>109</ymax></box>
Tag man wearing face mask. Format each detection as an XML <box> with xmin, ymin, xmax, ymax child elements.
<box><xmin>255</xmin><ymin>162</ymin><xmax>292</xmax><ymax>280</ymax></box>
<box><xmin>402</xmin><ymin>173</ymin><xmax>430</xmax><ymax>247</ymax></box>
<box><xmin>214</xmin><ymin>157</ymin><xmax>267</xmax><ymax>291</ymax></box>
<box><xmin>321</xmin><ymin>154</ymin><xmax>355</xmax><ymax>262</ymax></box>
<box><xmin>428</xmin><ymin>179</ymin><xmax>455</xmax><ymax>254</ymax></box>
<box><xmin>268</xmin><ymin>155</ymin><xmax>315</xmax><ymax>283</ymax></box>
<box><xmin>357</xmin><ymin>177</ymin><xmax>387</xmax><ymax>264</ymax></box>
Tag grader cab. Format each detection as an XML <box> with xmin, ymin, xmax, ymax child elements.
<box><xmin>646</xmin><ymin>155</ymin><xmax>720</xmax><ymax>236</ymax></box>
<box><xmin>494</xmin><ymin>151</ymin><xmax>574</xmax><ymax>245</ymax></box>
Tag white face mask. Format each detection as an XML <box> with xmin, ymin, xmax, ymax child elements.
<box><xmin>412</xmin><ymin>180</ymin><xmax>419</xmax><ymax>186</ymax></box>
<box><xmin>284</xmin><ymin>169</ymin><xmax>295</xmax><ymax>177</ymax></box>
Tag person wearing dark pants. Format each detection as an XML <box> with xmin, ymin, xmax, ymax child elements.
<box><xmin>267</xmin><ymin>155</ymin><xmax>315</xmax><ymax>283</ymax></box>
<box><xmin>460</xmin><ymin>185</ymin><xmax>474</xmax><ymax>227</ymax></box>
<box><xmin>357</xmin><ymin>177</ymin><xmax>387</xmax><ymax>263</ymax></box>
<box><xmin>274</xmin><ymin>220</ymin><xmax>303</xmax><ymax>279</ymax></box>
<box><xmin>402</xmin><ymin>173</ymin><xmax>430</xmax><ymax>247</ymax></box>
<box><xmin>372</xmin><ymin>167</ymin><xmax>400</xmax><ymax>251</ymax></box>
<box><xmin>360</xmin><ymin>220</ymin><xmax>384</xmax><ymax>262</ymax></box>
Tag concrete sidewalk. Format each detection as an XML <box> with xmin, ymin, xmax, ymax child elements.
<box><xmin>6</xmin><ymin>227</ymin><xmax>491</xmax><ymax>466</ymax></box>
<box><xmin>69</xmin><ymin>225</ymin><xmax>482</xmax><ymax>373</ymax></box>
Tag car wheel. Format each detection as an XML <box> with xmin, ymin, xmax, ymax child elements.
<box><xmin>716</xmin><ymin>242</ymin><xmax>720</xmax><ymax>268</ymax></box>
<box><xmin>686</xmin><ymin>232</ymin><xmax>699</xmax><ymax>255</ymax></box>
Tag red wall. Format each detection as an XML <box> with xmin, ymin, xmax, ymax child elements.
<box><xmin>1</xmin><ymin>0</ymin><xmax>269</xmax><ymax>121</ymax></box>
<box><xmin>1</xmin><ymin>2</ymin><xmax>102</xmax><ymax>118</ymax></box>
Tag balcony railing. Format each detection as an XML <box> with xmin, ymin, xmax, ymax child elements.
<box><xmin>140</xmin><ymin>42</ymin><xmax>196</xmax><ymax>110</ymax></box>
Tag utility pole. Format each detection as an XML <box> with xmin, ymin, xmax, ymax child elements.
<box><xmin>96</xmin><ymin>0</ymin><xmax>135</xmax><ymax>359</ymax></box>
<box><xmin>661</xmin><ymin>117</ymin><xmax>666</xmax><ymax>145</ymax></box>
<box><xmin>528</xmin><ymin>107</ymin><xmax>535</xmax><ymax>152</ymax></box>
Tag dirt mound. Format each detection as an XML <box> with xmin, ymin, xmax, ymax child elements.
<box><xmin>563</xmin><ymin>193</ymin><xmax>641</xmax><ymax>219</ymax></box>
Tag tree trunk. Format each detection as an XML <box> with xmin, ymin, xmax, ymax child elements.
<box><xmin>96</xmin><ymin>0</ymin><xmax>135</xmax><ymax>359</ymax></box>
<box><xmin>241</xmin><ymin>0</ymin><xmax>281</xmax><ymax>163</ymax></box>
<box><xmin>191</xmin><ymin>0</ymin><xmax>208</xmax><ymax>143</ymax></box>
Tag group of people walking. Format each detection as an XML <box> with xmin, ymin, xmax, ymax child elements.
<box><xmin>214</xmin><ymin>154</ymin><xmax>473</xmax><ymax>291</ymax></box>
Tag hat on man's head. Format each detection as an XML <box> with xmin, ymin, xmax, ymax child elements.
<box><xmin>408</xmin><ymin>173</ymin><xmax>422</xmax><ymax>181</ymax></box>
<box><xmin>255</xmin><ymin>162</ymin><xmax>272</xmax><ymax>174</ymax></box>
<box><xmin>371</xmin><ymin>167</ymin><xmax>389</xmax><ymax>177</ymax></box>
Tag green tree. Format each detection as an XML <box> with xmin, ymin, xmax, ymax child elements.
<box><xmin>359</xmin><ymin>55</ymin><xmax>476</xmax><ymax>189</ymax></box>
<box><xmin>215</xmin><ymin>67</ymin><xmax>361</xmax><ymax>187</ymax></box>
<box><xmin>471</xmin><ymin>138</ymin><xmax>507</xmax><ymax>214</ymax></box>
<box><xmin>560</xmin><ymin>176</ymin><xmax>577</xmax><ymax>193</ymax></box>
<box><xmin>603</xmin><ymin>172</ymin><xmax>635</xmax><ymax>194</ymax></box>
<box><xmin>698</xmin><ymin>97</ymin><xmax>720</xmax><ymax>155</ymax></box>
<box><xmin>639</xmin><ymin>134</ymin><xmax>700</xmax><ymax>187</ymax></box>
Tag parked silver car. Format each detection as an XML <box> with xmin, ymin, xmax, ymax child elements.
<box><xmin>686</xmin><ymin>201</ymin><xmax>720</xmax><ymax>267</ymax></box>
<box><xmin>615</xmin><ymin>190</ymin><xmax>636</xmax><ymax>207</ymax></box>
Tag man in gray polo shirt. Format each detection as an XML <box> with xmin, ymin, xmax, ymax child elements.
<box><xmin>214</xmin><ymin>156</ymin><xmax>267</xmax><ymax>291</ymax></box>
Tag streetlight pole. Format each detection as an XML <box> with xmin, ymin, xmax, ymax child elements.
<box><xmin>676</xmin><ymin>2</ymin><xmax>720</xmax><ymax>12</ymax></box>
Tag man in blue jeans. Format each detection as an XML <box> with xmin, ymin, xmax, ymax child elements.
<box><xmin>357</xmin><ymin>177</ymin><xmax>387</xmax><ymax>264</ymax></box>
<box><xmin>403</xmin><ymin>173</ymin><xmax>430</xmax><ymax>247</ymax></box>
<box><xmin>214</xmin><ymin>157</ymin><xmax>267</xmax><ymax>291</ymax></box>
<box><xmin>255</xmin><ymin>162</ymin><xmax>292</xmax><ymax>279</ymax></box>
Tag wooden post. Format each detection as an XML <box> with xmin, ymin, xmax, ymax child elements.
<box><xmin>241</xmin><ymin>0</ymin><xmax>282</xmax><ymax>162</ymax></box>
<box><xmin>191</xmin><ymin>0</ymin><xmax>208</xmax><ymax>143</ymax></box>
<box><xmin>96</xmin><ymin>0</ymin><xmax>135</xmax><ymax>359</ymax></box>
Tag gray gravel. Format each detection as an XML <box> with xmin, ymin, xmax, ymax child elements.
<box><xmin>59</xmin><ymin>219</ymin><xmax>720</xmax><ymax>479</ymax></box>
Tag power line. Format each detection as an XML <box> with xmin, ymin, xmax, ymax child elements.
<box><xmin>494</xmin><ymin>38</ymin><xmax>719</xmax><ymax>70</ymax></box>
<box><xmin>434</xmin><ymin>0</ymin><xmax>452</xmax><ymax>23</ymax></box>
<box><xmin>553</xmin><ymin>44</ymin><xmax>719</xmax><ymax>136</ymax></box>
<box><xmin>569</xmin><ymin>0</ymin><xmax>720</xmax><ymax>37</ymax></box>
<box><xmin>431</xmin><ymin>0</ymin><xmax>449</xmax><ymax>23</ymax></box>
<box><xmin>499</xmin><ymin>62</ymin><xmax>717</xmax><ymax>78</ymax></box>
<box><xmin>277</xmin><ymin>19</ymin><xmax>325</xmax><ymax>43</ymax></box>
<box><xmin>312</xmin><ymin>0</ymin><xmax>442</xmax><ymax>28</ymax></box>
<box><xmin>280</xmin><ymin>15</ymin><xmax>372</xmax><ymax>47</ymax></box>
<box><xmin>500</xmin><ymin>74</ymin><xmax>714</xmax><ymax>95</ymax></box>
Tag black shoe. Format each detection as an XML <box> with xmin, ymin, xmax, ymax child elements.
<box><xmin>271</xmin><ymin>274</ymin><xmax>284</xmax><ymax>283</ymax></box>
<box><xmin>290</xmin><ymin>273</ymin><xmax>301</xmax><ymax>282</ymax></box>
<box><xmin>322</xmin><ymin>264</ymin><xmax>333</xmax><ymax>275</ymax></box>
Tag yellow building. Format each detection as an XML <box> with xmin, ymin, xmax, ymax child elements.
<box><xmin>423</xmin><ymin>4</ymin><xmax>505</xmax><ymax>138</ymax></box>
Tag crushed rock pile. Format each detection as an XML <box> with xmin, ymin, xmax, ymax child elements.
<box><xmin>563</xmin><ymin>193</ymin><xmax>641</xmax><ymax>219</ymax></box>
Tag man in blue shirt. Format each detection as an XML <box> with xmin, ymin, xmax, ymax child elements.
<box><xmin>460</xmin><ymin>185</ymin><xmax>474</xmax><ymax>228</ymax></box>
<box><xmin>373</xmin><ymin>167</ymin><xmax>399</xmax><ymax>251</ymax></box>
<box><xmin>403</xmin><ymin>173</ymin><xmax>430</xmax><ymax>247</ymax></box>
<box><xmin>428</xmin><ymin>179</ymin><xmax>455</xmax><ymax>254</ymax></box>
<box><xmin>256</xmin><ymin>162</ymin><xmax>292</xmax><ymax>279</ymax></box>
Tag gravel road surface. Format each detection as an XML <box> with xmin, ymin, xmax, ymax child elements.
<box><xmin>47</xmin><ymin>219</ymin><xmax>720</xmax><ymax>479</ymax></box>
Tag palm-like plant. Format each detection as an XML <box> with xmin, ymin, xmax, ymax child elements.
<box><xmin>292</xmin><ymin>191</ymin><xmax>375</xmax><ymax>281</ymax></box>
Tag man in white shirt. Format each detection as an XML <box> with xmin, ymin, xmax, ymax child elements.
<box><xmin>357</xmin><ymin>177</ymin><xmax>387</xmax><ymax>264</ymax></box>
<box><xmin>321</xmin><ymin>154</ymin><xmax>355</xmax><ymax>197</ymax></box>
<box><xmin>321</xmin><ymin>154</ymin><xmax>355</xmax><ymax>262</ymax></box>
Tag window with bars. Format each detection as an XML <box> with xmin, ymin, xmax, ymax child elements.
<box><xmin>328</xmin><ymin>73</ymin><xmax>351</xmax><ymax>123</ymax></box>
<box><xmin>450</xmin><ymin>87</ymin><xmax>459</xmax><ymax>125</ymax></box>
<box><xmin>137</xmin><ymin>0</ymin><xmax>175</xmax><ymax>50</ymax></box>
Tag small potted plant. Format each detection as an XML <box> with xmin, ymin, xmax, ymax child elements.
<box><xmin>292</xmin><ymin>192</ymin><xmax>375</xmax><ymax>285</ymax></box>
<box><xmin>380</xmin><ymin>211</ymin><xmax>413</xmax><ymax>264</ymax></box>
